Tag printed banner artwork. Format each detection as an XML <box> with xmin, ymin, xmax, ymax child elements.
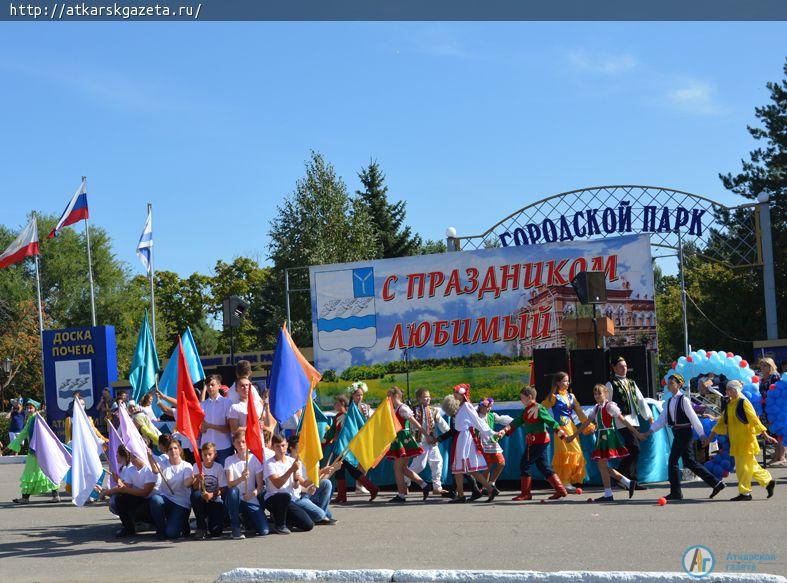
<box><xmin>42</xmin><ymin>326</ymin><xmax>119</xmax><ymax>440</ymax></box>
<box><xmin>310</xmin><ymin>233</ymin><xmax>656</xmax><ymax>375</ymax></box>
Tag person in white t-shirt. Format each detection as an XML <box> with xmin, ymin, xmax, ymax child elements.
<box><xmin>226</xmin><ymin>360</ymin><xmax>263</xmax><ymax>404</ymax></box>
<box><xmin>227</xmin><ymin>378</ymin><xmax>263</xmax><ymax>435</ymax></box>
<box><xmin>190</xmin><ymin>442</ymin><xmax>228</xmax><ymax>539</ymax></box>
<box><xmin>286</xmin><ymin>436</ymin><xmax>338</xmax><ymax>525</ymax></box>
<box><xmin>224</xmin><ymin>429</ymin><xmax>268</xmax><ymax>540</ymax></box>
<box><xmin>263</xmin><ymin>434</ymin><xmax>314</xmax><ymax>534</ymax></box>
<box><xmin>98</xmin><ymin>445</ymin><xmax>158</xmax><ymax>538</ymax></box>
<box><xmin>148</xmin><ymin>440</ymin><xmax>194</xmax><ymax>539</ymax></box>
<box><xmin>200</xmin><ymin>374</ymin><xmax>233</xmax><ymax>464</ymax></box>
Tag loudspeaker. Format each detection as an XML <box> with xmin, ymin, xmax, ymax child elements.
<box><xmin>609</xmin><ymin>345</ymin><xmax>651</xmax><ymax>396</ymax></box>
<box><xmin>532</xmin><ymin>348</ymin><xmax>570</xmax><ymax>400</ymax></box>
<box><xmin>223</xmin><ymin>295</ymin><xmax>249</xmax><ymax>329</ymax></box>
<box><xmin>570</xmin><ymin>348</ymin><xmax>610</xmax><ymax>404</ymax></box>
<box><xmin>570</xmin><ymin>271</ymin><xmax>607</xmax><ymax>304</ymax></box>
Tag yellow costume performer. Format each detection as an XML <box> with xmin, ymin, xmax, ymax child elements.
<box><xmin>542</xmin><ymin>390</ymin><xmax>591</xmax><ymax>485</ymax></box>
<box><xmin>711</xmin><ymin>391</ymin><xmax>775</xmax><ymax>500</ymax></box>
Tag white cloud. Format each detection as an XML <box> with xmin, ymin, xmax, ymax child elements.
<box><xmin>664</xmin><ymin>80</ymin><xmax>729</xmax><ymax>116</ymax></box>
<box><xmin>567</xmin><ymin>50</ymin><xmax>637</xmax><ymax>74</ymax></box>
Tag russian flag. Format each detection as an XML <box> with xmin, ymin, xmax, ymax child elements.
<box><xmin>269</xmin><ymin>323</ymin><xmax>322</xmax><ymax>424</ymax></box>
<box><xmin>49</xmin><ymin>178</ymin><xmax>89</xmax><ymax>238</ymax></box>
<box><xmin>0</xmin><ymin>218</ymin><xmax>39</xmax><ymax>268</ymax></box>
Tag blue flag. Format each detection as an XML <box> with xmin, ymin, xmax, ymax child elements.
<box><xmin>128</xmin><ymin>310</ymin><xmax>159</xmax><ymax>403</ymax></box>
<box><xmin>157</xmin><ymin>327</ymin><xmax>205</xmax><ymax>416</ymax></box>
<box><xmin>269</xmin><ymin>325</ymin><xmax>318</xmax><ymax>424</ymax></box>
<box><xmin>333</xmin><ymin>401</ymin><xmax>365</xmax><ymax>467</ymax></box>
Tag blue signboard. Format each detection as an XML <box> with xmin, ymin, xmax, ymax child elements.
<box><xmin>42</xmin><ymin>325</ymin><xmax>118</xmax><ymax>440</ymax></box>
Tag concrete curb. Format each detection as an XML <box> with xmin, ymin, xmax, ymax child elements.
<box><xmin>216</xmin><ymin>569</ymin><xmax>787</xmax><ymax>583</ymax></box>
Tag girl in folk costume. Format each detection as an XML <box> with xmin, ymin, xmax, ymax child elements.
<box><xmin>541</xmin><ymin>372</ymin><xmax>591</xmax><ymax>491</ymax></box>
<box><xmin>322</xmin><ymin>395</ymin><xmax>378</xmax><ymax>504</ymax></box>
<box><xmin>349</xmin><ymin>382</ymin><xmax>372</xmax><ymax>420</ymax></box>
<box><xmin>9</xmin><ymin>400</ymin><xmax>61</xmax><ymax>504</ymax></box>
<box><xmin>385</xmin><ymin>387</ymin><xmax>431</xmax><ymax>503</ymax></box>
<box><xmin>573</xmin><ymin>384</ymin><xmax>641</xmax><ymax>502</ymax></box>
<box><xmin>475</xmin><ymin>397</ymin><xmax>512</xmax><ymax>491</ymax></box>
<box><xmin>704</xmin><ymin>380</ymin><xmax>777</xmax><ymax>501</ymax></box>
<box><xmin>440</xmin><ymin>384</ymin><xmax>498</xmax><ymax>503</ymax></box>
<box><xmin>406</xmin><ymin>388</ymin><xmax>451</xmax><ymax>496</ymax></box>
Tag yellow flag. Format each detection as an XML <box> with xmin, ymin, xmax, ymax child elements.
<box><xmin>297</xmin><ymin>387</ymin><xmax>323</xmax><ymax>485</ymax></box>
<box><xmin>347</xmin><ymin>397</ymin><xmax>402</xmax><ymax>471</ymax></box>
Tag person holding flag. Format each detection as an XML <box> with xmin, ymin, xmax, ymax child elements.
<box><xmin>224</xmin><ymin>429</ymin><xmax>268</xmax><ymax>540</ymax></box>
<box><xmin>385</xmin><ymin>387</ymin><xmax>431</xmax><ymax>504</ymax></box>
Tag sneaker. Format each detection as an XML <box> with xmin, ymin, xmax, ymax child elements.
<box><xmin>766</xmin><ymin>480</ymin><xmax>775</xmax><ymax>499</ymax></box>
<box><xmin>730</xmin><ymin>493</ymin><xmax>752</xmax><ymax>502</ymax></box>
<box><xmin>317</xmin><ymin>517</ymin><xmax>337</xmax><ymax>525</ymax></box>
<box><xmin>50</xmin><ymin>493</ymin><xmax>61</xmax><ymax>503</ymax></box>
<box><xmin>595</xmin><ymin>495</ymin><xmax>614</xmax><ymax>502</ymax></box>
<box><xmin>664</xmin><ymin>493</ymin><xmax>683</xmax><ymax>501</ymax></box>
<box><xmin>565</xmin><ymin>484</ymin><xmax>577</xmax><ymax>493</ymax></box>
<box><xmin>194</xmin><ymin>529</ymin><xmax>207</xmax><ymax>540</ymax></box>
<box><xmin>710</xmin><ymin>482</ymin><xmax>726</xmax><ymax>499</ymax></box>
<box><xmin>272</xmin><ymin>525</ymin><xmax>291</xmax><ymax>535</ymax></box>
<box><xmin>12</xmin><ymin>498</ymin><xmax>29</xmax><ymax>505</ymax></box>
<box><xmin>469</xmin><ymin>489</ymin><xmax>483</xmax><ymax>502</ymax></box>
<box><xmin>387</xmin><ymin>494</ymin><xmax>407</xmax><ymax>504</ymax></box>
<box><xmin>231</xmin><ymin>528</ymin><xmax>245</xmax><ymax>540</ymax></box>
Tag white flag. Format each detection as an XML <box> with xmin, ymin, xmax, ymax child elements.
<box><xmin>70</xmin><ymin>399</ymin><xmax>104</xmax><ymax>506</ymax></box>
<box><xmin>137</xmin><ymin>207</ymin><xmax>153</xmax><ymax>273</ymax></box>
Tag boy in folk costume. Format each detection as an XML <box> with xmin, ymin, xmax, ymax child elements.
<box><xmin>499</xmin><ymin>387</ymin><xmax>567</xmax><ymax>501</ymax></box>
<box><xmin>440</xmin><ymin>384</ymin><xmax>498</xmax><ymax>503</ymax></box>
<box><xmin>640</xmin><ymin>373</ymin><xmax>725</xmax><ymax>501</ymax></box>
<box><xmin>406</xmin><ymin>388</ymin><xmax>451</xmax><ymax>496</ymax></box>
<box><xmin>542</xmin><ymin>372</ymin><xmax>591</xmax><ymax>491</ymax></box>
<box><xmin>605</xmin><ymin>356</ymin><xmax>652</xmax><ymax>489</ymax></box>
<box><xmin>704</xmin><ymin>380</ymin><xmax>777</xmax><ymax>501</ymax></box>
<box><xmin>322</xmin><ymin>395</ymin><xmax>379</xmax><ymax>504</ymax></box>
<box><xmin>574</xmin><ymin>384</ymin><xmax>641</xmax><ymax>502</ymax></box>
<box><xmin>475</xmin><ymin>397</ymin><xmax>512</xmax><ymax>491</ymax></box>
<box><xmin>385</xmin><ymin>387</ymin><xmax>431</xmax><ymax>503</ymax></box>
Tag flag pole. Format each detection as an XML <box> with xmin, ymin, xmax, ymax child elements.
<box><xmin>32</xmin><ymin>213</ymin><xmax>47</xmax><ymax>406</ymax></box>
<box><xmin>83</xmin><ymin>176</ymin><xmax>97</xmax><ymax>327</ymax></box>
<box><xmin>147</xmin><ymin>203</ymin><xmax>157</xmax><ymax>347</ymax></box>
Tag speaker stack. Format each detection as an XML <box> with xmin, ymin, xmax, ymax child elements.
<box><xmin>569</xmin><ymin>348</ymin><xmax>610</xmax><ymax>404</ymax></box>
<box><xmin>532</xmin><ymin>348</ymin><xmax>570</xmax><ymax>400</ymax></box>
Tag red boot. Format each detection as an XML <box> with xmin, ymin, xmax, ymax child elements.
<box><xmin>333</xmin><ymin>479</ymin><xmax>348</xmax><ymax>504</ymax></box>
<box><xmin>512</xmin><ymin>476</ymin><xmax>532</xmax><ymax>501</ymax></box>
<box><xmin>547</xmin><ymin>474</ymin><xmax>568</xmax><ymax>500</ymax></box>
<box><xmin>357</xmin><ymin>475</ymin><xmax>379</xmax><ymax>502</ymax></box>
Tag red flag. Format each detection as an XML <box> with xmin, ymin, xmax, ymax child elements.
<box><xmin>246</xmin><ymin>388</ymin><xmax>264</xmax><ymax>465</ymax></box>
<box><xmin>176</xmin><ymin>337</ymin><xmax>205</xmax><ymax>472</ymax></box>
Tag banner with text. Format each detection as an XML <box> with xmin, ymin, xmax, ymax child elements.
<box><xmin>310</xmin><ymin>233</ymin><xmax>656</xmax><ymax>381</ymax></box>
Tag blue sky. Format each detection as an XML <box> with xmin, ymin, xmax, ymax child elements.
<box><xmin>1</xmin><ymin>22</ymin><xmax>785</xmax><ymax>279</ymax></box>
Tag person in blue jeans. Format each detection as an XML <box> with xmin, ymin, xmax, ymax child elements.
<box><xmin>286</xmin><ymin>436</ymin><xmax>338</xmax><ymax>524</ymax></box>
<box><xmin>190</xmin><ymin>442</ymin><xmax>228</xmax><ymax>538</ymax></box>
<box><xmin>149</xmin><ymin>440</ymin><xmax>194</xmax><ymax>539</ymax></box>
<box><xmin>224</xmin><ymin>429</ymin><xmax>268</xmax><ymax>540</ymax></box>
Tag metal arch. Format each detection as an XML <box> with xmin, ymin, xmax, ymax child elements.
<box><xmin>455</xmin><ymin>184</ymin><xmax>761</xmax><ymax>267</ymax></box>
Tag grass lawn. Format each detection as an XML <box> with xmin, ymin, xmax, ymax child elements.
<box><xmin>316</xmin><ymin>360</ymin><xmax>532</xmax><ymax>406</ymax></box>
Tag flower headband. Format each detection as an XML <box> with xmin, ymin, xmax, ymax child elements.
<box><xmin>478</xmin><ymin>397</ymin><xmax>494</xmax><ymax>408</ymax></box>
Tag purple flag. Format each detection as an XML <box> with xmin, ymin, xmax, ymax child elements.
<box><xmin>107</xmin><ymin>424</ymin><xmax>123</xmax><ymax>487</ymax></box>
<box><xmin>118</xmin><ymin>405</ymin><xmax>151</xmax><ymax>469</ymax></box>
<box><xmin>30</xmin><ymin>414</ymin><xmax>71</xmax><ymax>486</ymax></box>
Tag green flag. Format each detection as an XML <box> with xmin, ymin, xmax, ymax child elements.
<box><xmin>128</xmin><ymin>310</ymin><xmax>159</xmax><ymax>403</ymax></box>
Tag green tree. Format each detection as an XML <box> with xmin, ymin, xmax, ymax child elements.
<box><xmin>418</xmin><ymin>239</ymin><xmax>447</xmax><ymax>255</ymax></box>
<box><xmin>268</xmin><ymin>151</ymin><xmax>380</xmax><ymax>345</ymax></box>
<box><xmin>357</xmin><ymin>160</ymin><xmax>421</xmax><ymax>258</ymax></box>
<box><xmin>719</xmin><ymin>58</ymin><xmax>787</xmax><ymax>337</ymax></box>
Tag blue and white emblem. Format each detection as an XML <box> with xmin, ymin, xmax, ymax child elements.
<box><xmin>315</xmin><ymin>266</ymin><xmax>377</xmax><ymax>351</ymax></box>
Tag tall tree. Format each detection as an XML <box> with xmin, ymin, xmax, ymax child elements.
<box><xmin>268</xmin><ymin>151</ymin><xmax>380</xmax><ymax>344</ymax></box>
<box><xmin>719</xmin><ymin>58</ymin><xmax>787</xmax><ymax>336</ymax></box>
<box><xmin>357</xmin><ymin>160</ymin><xmax>422</xmax><ymax>258</ymax></box>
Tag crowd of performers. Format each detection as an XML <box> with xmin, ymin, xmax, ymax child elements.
<box><xmin>3</xmin><ymin>356</ymin><xmax>783</xmax><ymax>540</ymax></box>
